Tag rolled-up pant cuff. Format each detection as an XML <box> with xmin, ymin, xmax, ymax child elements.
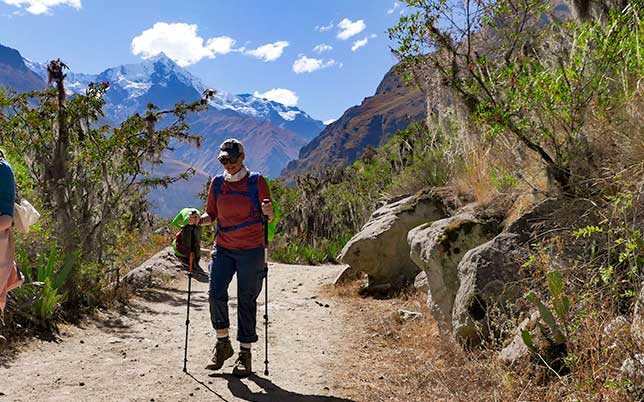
<box><xmin>213</xmin><ymin>322</ymin><xmax>229</xmax><ymax>330</ymax></box>
<box><xmin>237</xmin><ymin>335</ymin><xmax>258</xmax><ymax>343</ymax></box>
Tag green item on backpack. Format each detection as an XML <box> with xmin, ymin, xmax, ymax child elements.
<box><xmin>172</xmin><ymin>208</ymin><xmax>201</xmax><ymax>229</ymax></box>
<box><xmin>265</xmin><ymin>177</ymin><xmax>279</xmax><ymax>242</ymax></box>
<box><xmin>172</xmin><ymin>208</ymin><xmax>201</xmax><ymax>258</ymax></box>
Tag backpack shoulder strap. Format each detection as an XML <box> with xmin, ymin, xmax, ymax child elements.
<box><xmin>213</xmin><ymin>175</ymin><xmax>225</xmax><ymax>201</ymax></box>
<box><xmin>248</xmin><ymin>172</ymin><xmax>260</xmax><ymax>202</ymax></box>
<box><xmin>247</xmin><ymin>172</ymin><xmax>262</xmax><ymax>216</ymax></box>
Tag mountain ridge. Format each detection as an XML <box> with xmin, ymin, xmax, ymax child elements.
<box><xmin>0</xmin><ymin>43</ymin><xmax>44</xmax><ymax>92</ymax></box>
<box><xmin>280</xmin><ymin>64</ymin><xmax>426</xmax><ymax>181</ymax></box>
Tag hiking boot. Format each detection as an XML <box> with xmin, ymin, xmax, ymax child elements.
<box><xmin>206</xmin><ymin>338</ymin><xmax>234</xmax><ymax>370</ymax></box>
<box><xmin>232</xmin><ymin>349</ymin><xmax>252</xmax><ymax>377</ymax></box>
<box><xmin>191</xmin><ymin>266</ymin><xmax>209</xmax><ymax>283</ymax></box>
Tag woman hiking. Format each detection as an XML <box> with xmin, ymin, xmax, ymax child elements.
<box><xmin>0</xmin><ymin>150</ymin><xmax>24</xmax><ymax>346</ymax></box>
<box><xmin>189</xmin><ymin>138</ymin><xmax>274</xmax><ymax>377</ymax></box>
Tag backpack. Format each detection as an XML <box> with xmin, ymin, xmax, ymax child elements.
<box><xmin>171</xmin><ymin>208</ymin><xmax>201</xmax><ymax>261</ymax></box>
<box><xmin>212</xmin><ymin>172</ymin><xmax>279</xmax><ymax>242</ymax></box>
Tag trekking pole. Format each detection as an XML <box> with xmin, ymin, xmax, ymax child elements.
<box><xmin>183</xmin><ymin>249</ymin><xmax>193</xmax><ymax>372</ymax></box>
<box><xmin>262</xmin><ymin>200</ymin><xmax>270</xmax><ymax>376</ymax></box>
<box><xmin>183</xmin><ymin>217</ymin><xmax>197</xmax><ymax>373</ymax></box>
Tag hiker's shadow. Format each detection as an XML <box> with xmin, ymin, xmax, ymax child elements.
<box><xmin>210</xmin><ymin>373</ymin><xmax>355</xmax><ymax>402</ymax></box>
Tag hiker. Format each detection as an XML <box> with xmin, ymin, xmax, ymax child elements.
<box><xmin>0</xmin><ymin>151</ymin><xmax>23</xmax><ymax>316</ymax></box>
<box><xmin>171</xmin><ymin>208</ymin><xmax>208</xmax><ymax>282</ymax></box>
<box><xmin>0</xmin><ymin>151</ymin><xmax>14</xmax><ymax>232</ymax></box>
<box><xmin>189</xmin><ymin>138</ymin><xmax>275</xmax><ymax>377</ymax></box>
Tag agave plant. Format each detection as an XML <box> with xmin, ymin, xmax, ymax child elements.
<box><xmin>13</xmin><ymin>243</ymin><xmax>74</xmax><ymax>326</ymax></box>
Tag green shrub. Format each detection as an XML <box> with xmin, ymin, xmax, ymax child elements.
<box><xmin>272</xmin><ymin>121</ymin><xmax>452</xmax><ymax>264</ymax></box>
<box><xmin>11</xmin><ymin>243</ymin><xmax>74</xmax><ymax>327</ymax></box>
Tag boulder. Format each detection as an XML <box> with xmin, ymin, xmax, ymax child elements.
<box><xmin>123</xmin><ymin>247</ymin><xmax>204</xmax><ymax>288</ymax></box>
<box><xmin>452</xmin><ymin>232</ymin><xmax>530</xmax><ymax>345</ymax></box>
<box><xmin>632</xmin><ymin>284</ymin><xmax>644</xmax><ymax>349</ymax></box>
<box><xmin>501</xmin><ymin>310</ymin><xmax>569</xmax><ymax>379</ymax></box>
<box><xmin>408</xmin><ymin>212</ymin><xmax>499</xmax><ymax>330</ymax></box>
<box><xmin>338</xmin><ymin>189</ymin><xmax>447</xmax><ymax>288</ymax></box>
<box><xmin>504</xmin><ymin>198</ymin><xmax>562</xmax><ymax>243</ymax></box>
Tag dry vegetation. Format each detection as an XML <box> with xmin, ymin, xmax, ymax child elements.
<box><xmin>330</xmin><ymin>283</ymin><xmax>633</xmax><ymax>402</ymax></box>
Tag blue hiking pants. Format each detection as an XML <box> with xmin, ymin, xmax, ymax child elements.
<box><xmin>208</xmin><ymin>245</ymin><xmax>265</xmax><ymax>343</ymax></box>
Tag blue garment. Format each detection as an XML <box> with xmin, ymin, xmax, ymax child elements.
<box><xmin>208</xmin><ymin>245</ymin><xmax>265</xmax><ymax>343</ymax></box>
<box><xmin>0</xmin><ymin>159</ymin><xmax>15</xmax><ymax>217</ymax></box>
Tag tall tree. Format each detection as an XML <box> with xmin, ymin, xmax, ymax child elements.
<box><xmin>0</xmin><ymin>60</ymin><xmax>212</xmax><ymax>263</ymax></box>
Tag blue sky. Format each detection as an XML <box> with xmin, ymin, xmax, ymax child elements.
<box><xmin>0</xmin><ymin>0</ymin><xmax>407</xmax><ymax>123</ymax></box>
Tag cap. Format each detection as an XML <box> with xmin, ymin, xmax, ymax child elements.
<box><xmin>217</xmin><ymin>138</ymin><xmax>244</xmax><ymax>160</ymax></box>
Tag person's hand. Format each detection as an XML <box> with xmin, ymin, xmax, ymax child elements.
<box><xmin>188</xmin><ymin>213</ymin><xmax>200</xmax><ymax>226</ymax></box>
<box><xmin>261</xmin><ymin>199</ymin><xmax>274</xmax><ymax>223</ymax></box>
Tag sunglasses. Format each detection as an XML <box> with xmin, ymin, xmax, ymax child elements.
<box><xmin>218</xmin><ymin>156</ymin><xmax>238</xmax><ymax>165</ymax></box>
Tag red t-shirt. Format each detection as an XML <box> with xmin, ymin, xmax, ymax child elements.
<box><xmin>205</xmin><ymin>173</ymin><xmax>271</xmax><ymax>250</ymax></box>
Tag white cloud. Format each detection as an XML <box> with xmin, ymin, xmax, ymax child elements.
<box><xmin>387</xmin><ymin>1</ymin><xmax>400</xmax><ymax>14</ymax></box>
<box><xmin>313</xmin><ymin>44</ymin><xmax>333</xmax><ymax>54</ymax></box>
<box><xmin>351</xmin><ymin>37</ymin><xmax>369</xmax><ymax>52</ymax></box>
<box><xmin>2</xmin><ymin>0</ymin><xmax>80</xmax><ymax>15</ymax></box>
<box><xmin>337</xmin><ymin>18</ymin><xmax>366</xmax><ymax>40</ymax></box>
<box><xmin>131</xmin><ymin>22</ymin><xmax>237</xmax><ymax>67</ymax></box>
<box><xmin>324</xmin><ymin>119</ymin><xmax>336</xmax><ymax>125</ymax></box>
<box><xmin>206</xmin><ymin>36</ymin><xmax>236</xmax><ymax>55</ymax></box>
<box><xmin>370</xmin><ymin>33</ymin><xmax>378</xmax><ymax>39</ymax></box>
<box><xmin>244</xmin><ymin>41</ymin><xmax>289</xmax><ymax>62</ymax></box>
<box><xmin>292</xmin><ymin>55</ymin><xmax>338</xmax><ymax>74</ymax></box>
<box><xmin>253</xmin><ymin>88</ymin><xmax>298</xmax><ymax>107</ymax></box>
<box><xmin>315</xmin><ymin>22</ymin><xmax>334</xmax><ymax>32</ymax></box>
<box><xmin>131</xmin><ymin>23</ymin><xmax>289</xmax><ymax>66</ymax></box>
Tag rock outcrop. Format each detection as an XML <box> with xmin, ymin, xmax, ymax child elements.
<box><xmin>338</xmin><ymin>189</ymin><xmax>447</xmax><ymax>288</ymax></box>
<box><xmin>123</xmin><ymin>247</ymin><xmax>207</xmax><ymax>288</ymax></box>
<box><xmin>452</xmin><ymin>232</ymin><xmax>530</xmax><ymax>345</ymax></box>
<box><xmin>408</xmin><ymin>212</ymin><xmax>499</xmax><ymax>330</ymax></box>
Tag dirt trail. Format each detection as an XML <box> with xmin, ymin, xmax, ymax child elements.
<box><xmin>0</xmin><ymin>260</ymin><xmax>356</xmax><ymax>402</ymax></box>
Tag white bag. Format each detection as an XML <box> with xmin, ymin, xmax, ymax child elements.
<box><xmin>13</xmin><ymin>199</ymin><xmax>40</xmax><ymax>234</ymax></box>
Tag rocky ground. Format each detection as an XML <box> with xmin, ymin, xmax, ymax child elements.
<box><xmin>0</xmin><ymin>250</ymin><xmax>356</xmax><ymax>402</ymax></box>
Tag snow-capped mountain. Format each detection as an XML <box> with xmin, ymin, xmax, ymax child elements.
<box><xmin>209</xmin><ymin>92</ymin><xmax>323</xmax><ymax>140</ymax></box>
<box><xmin>24</xmin><ymin>53</ymin><xmax>323</xmax><ymax>139</ymax></box>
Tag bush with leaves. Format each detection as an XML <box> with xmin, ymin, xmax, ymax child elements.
<box><xmin>389</xmin><ymin>0</ymin><xmax>644</xmax><ymax>195</ymax></box>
